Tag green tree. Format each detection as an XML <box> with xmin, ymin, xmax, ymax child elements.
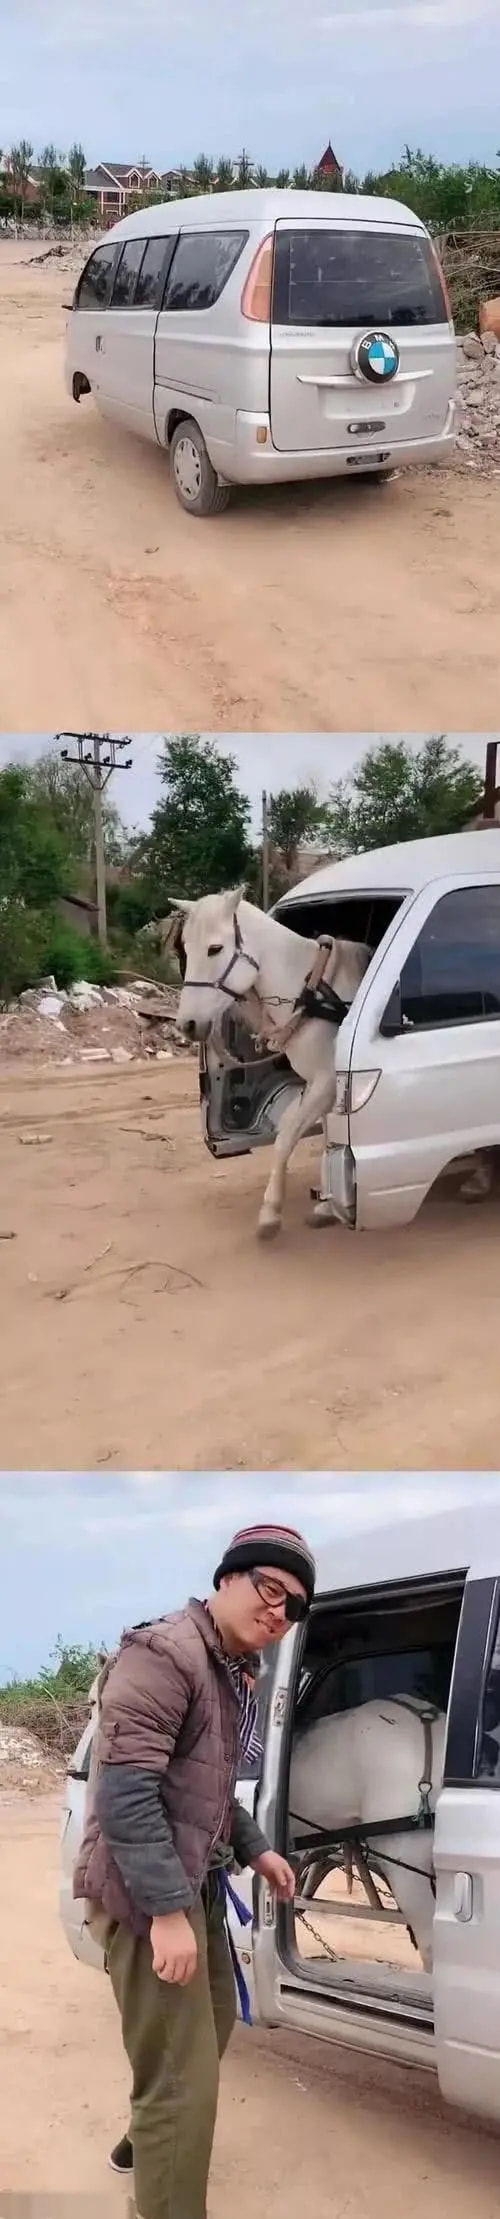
<box><xmin>326</xmin><ymin>737</ymin><xmax>483</xmax><ymax>855</ymax></box>
<box><xmin>255</xmin><ymin>164</ymin><xmax>271</xmax><ymax>187</ymax></box>
<box><xmin>276</xmin><ymin>168</ymin><xmax>291</xmax><ymax>189</ymax></box>
<box><xmin>192</xmin><ymin>152</ymin><xmax>213</xmax><ymax>192</ymax></box>
<box><xmin>215</xmin><ymin>157</ymin><xmax>234</xmax><ymax>191</ymax></box>
<box><xmin>24</xmin><ymin>747</ymin><xmax>127</xmax><ymax>873</ymax></box>
<box><xmin>268</xmin><ymin>784</ymin><xmax>329</xmax><ymax>874</ymax></box>
<box><xmin>141</xmin><ymin>735</ymin><xmax>252</xmax><ymax>901</ymax></box>
<box><xmin>9</xmin><ymin>139</ymin><xmax>34</xmax><ymax>221</ymax></box>
<box><xmin>293</xmin><ymin>165</ymin><xmax>311</xmax><ymax>188</ymax></box>
<box><xmin>68</xmin><ymin>141</ymin><xmax>86</xmax><ymax>207</ymax></box>
<box><xmin>39</xmin><ymin>143</ymin><xmax>68</xmax><ymax>212</ymax></box>
<box><xmin>0</xmin><ymin>765</ymin><xmax>70</xmax><ymax>907</ymax></box>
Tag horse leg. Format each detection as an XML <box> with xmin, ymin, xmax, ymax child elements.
<box><xmin>258</xmin><ymin>1065</ymin><xmax>336</xmax><ymax>1241</ymax></box>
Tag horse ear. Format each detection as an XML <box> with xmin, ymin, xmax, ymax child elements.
<box><xmin>223</xmin><ymin>885</ymin><xmax>246</xmax><ymax>916</ymax></box>
<box><xmin>169</xmin><ymin>897</ymin><xmax>192</xmax><ymax>916</ymax></box>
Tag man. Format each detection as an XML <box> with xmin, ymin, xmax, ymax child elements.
<box><xmin>73</xmin><ymin>1521</ymin><xmax>315</xmax><ymax>2219</ymax></box>
<box><xmin>108</xmin><ymin>1649</ymin><xmax>264</xmax><ymax>2177</ymax></box>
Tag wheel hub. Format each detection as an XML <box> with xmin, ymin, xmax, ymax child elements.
<box><xmin>174</xmin><ymin>437</ymin><xmax>202</xmax><ymax>501</ymax></box>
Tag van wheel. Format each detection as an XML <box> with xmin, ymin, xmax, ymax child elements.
<box><xmin>170</xmin><ymin>420</ymin><xmax>230</xmax><ymax>517</ymax></box>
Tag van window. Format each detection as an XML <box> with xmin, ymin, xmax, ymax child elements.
<box><xmin>111</xmin><ymin>239</ymin><xmax>147</xmax><ymax>307</ymax></box>
<box><xmin>398</xmin><ymin>886</ymin><xmax>500</xmax><ymax>1030</ymax></box>
<box><xmin>76</xmin><ymin>242</ymin><xmax>119</xmax><ymax>309</ymax></box>
<box><xmin>136</xmin><ymin>235</ymin><xmax>176</xmax><ymax>307</ymax></box>
<box><xmin>476</xmin><ymin>1594</ymin><xmax>500</xmax><ymax>1783</ymax></box>
<box><xmin>272</xmin><ymin>227</ymin><xmax>447</xmax><ymax>329</ymax></box>
<box><xmin>163</xmin><ymin>228</ymin><xmax>249</xmax><ymax>311</ymax></box>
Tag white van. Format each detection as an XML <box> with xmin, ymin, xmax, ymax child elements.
<box><xmin>199</xmin><ymin>828</ymin><xmax>500</xmax><ymax>1231</ymax></box>
<box><xmin>60</xmin><ymin>1475</ymin><xmax>500</xmax><ymax>2124</ymax></box>
<box><xmin>65</xmin><ymin>187</ymin><xmax>456</xmax><ymax>516</ymax></box>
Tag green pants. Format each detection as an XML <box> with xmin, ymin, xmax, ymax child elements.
<box><xmin>89</xmin><ymin>1880</ymin><xmax>237</xmax><ymax>2219</ymax></box>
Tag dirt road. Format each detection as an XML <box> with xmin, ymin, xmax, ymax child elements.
<box><xmin>2</xmin><ymin>1057</ymin><xmax>500</xmax><ymax>1472</ymax></box>
<box><xmin>1</xmin><ymin>246</ymin><xmax>500</xmax><ymax>732</ymax></box>
<box><xmin>1</xmin><ymin>1786</ymin><xmax>499</xmax><ymax>2219</ymax></box>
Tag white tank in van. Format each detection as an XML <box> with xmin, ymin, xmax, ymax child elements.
<box><xmin>65</xmin><ymin>188</ymin><xmax>456</xmax><ymax>516</ymax></box>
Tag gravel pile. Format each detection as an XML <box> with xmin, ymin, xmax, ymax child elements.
<box><xmin>0</xmin><ymin>975</ymin><xmax>193</xmax><ymax>1068</ymax></box>
<box><xmin>456</xmin><ymin>330</ymin><xmax>500</xmax><ymax>472</ymax></box>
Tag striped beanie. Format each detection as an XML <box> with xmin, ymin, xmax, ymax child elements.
<box><xmin>213</xmin><ymin>1523</ymin><xmax>316</xmax><ymax>1604</ymax></box>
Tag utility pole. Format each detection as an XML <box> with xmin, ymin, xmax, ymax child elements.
<box><xmin>483</xmin><ymin>740</ymin><xmax>498</xmax><ymax>824</ymax></box>
<box><xmin>56</xmin><ymin>734</ymin><xmax>133</xmax><ymax>945</ymax></box>
<box><xmin>262</xmin><ymin>788</ymin><xmax>270</xmax><ymax>911</ymax></box>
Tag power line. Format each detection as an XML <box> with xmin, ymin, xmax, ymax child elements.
<box><xmin>56</xmin><ymin>733</ymin><xmax>133</xmax><ymax>947</ymax></box>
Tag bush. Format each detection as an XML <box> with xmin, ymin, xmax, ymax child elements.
<box><xmin>0</xmin><ymin>903</ymin><xmax>49</xmax><ymax>1000</ymax></box>
<box><xmin>39</xmin><ymin>919</ymin><xmax>119</xmax><ymax>988</ymax></box>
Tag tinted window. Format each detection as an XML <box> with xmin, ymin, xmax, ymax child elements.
<box><xmin>398</xmin><ymin>887</ymin><xmax>500</xmax><ymax>1030</ymax></box>
<box><xmin>111</xmin><ymin>238</ymin><xmax>147</xmax><ymax>307</ymax></box>
<box><xmin>136</xmin><ymin>235</ymin><xmax>174</xmax><ymax>307</ymax></box>
<box><xmin>272</xmin><ymin>227</ymin><xmax>446</xmax><ymax>329</ymax></box>
<box><xmin>163</xmin><ymin>228</ymin><xmax>248</xmax><ymax>311</ymax></box>
<box><xmin>476</xmin><ymin>1593</ymin><xmax>500</xmax><ymax>1783</ymax></box>
<box><xmin>76</xmin><ymin>243</ymin><xmax>118</xmax><ymax>309</ymax></box>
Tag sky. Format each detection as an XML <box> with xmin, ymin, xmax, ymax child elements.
<box><xmin>0</xmin><ymin>1468</ymin><xmax>489</xmax><ymax>1679</ymax></box>
<box><xmin>1</xmin><ymin>734</ymin><xmax>494</xmax><ymax>841</ymax></box>
<box><xmin>1</xmin><ymin>0</ymin><xmax>500</xmax><ymax>174</ymax></box>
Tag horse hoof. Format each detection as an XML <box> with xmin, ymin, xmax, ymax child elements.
<box><xmin>257</xmin><ymin>1215</ymin><xmax>281</xmax><ymax>1242</ymax></box>
<box><xmin>306</xmin><ymin>1204</ymin><xmax>338</xmax><ymax>1230</ymax></box>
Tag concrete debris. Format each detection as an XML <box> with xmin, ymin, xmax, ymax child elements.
<box><xmin>456</xmin><ymin>332</ymin><xmax>500</xmax><ymax>472</ymax></box>
<box><xmin>0</xmin><ymin>1725</ymin><xmax>44</xmax><ymax>1769</ymax></box>
<box><xmin>0</xmin><ymin>975</ymin><xmax>193</xmax><ymax>1068</ymax></box>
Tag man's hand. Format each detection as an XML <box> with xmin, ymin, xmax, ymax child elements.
<box><xmin>252</xmin><ymin>1850</ymin><xmax>296</xmax><ymax>1901</ymax></box>
<box><xmin>150</xmin><ymin>1911</ymin><xmax>197</xmax><ymax>1984</ymax></box>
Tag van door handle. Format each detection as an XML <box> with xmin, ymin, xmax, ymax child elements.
<box><xmin>96</xmin><ymin>333</ymin><xmax>105</xmax><ymax>353</ymax></box>
<box><xmin>454</xmin><ymin>1872</ymin><xmax>473</xmax><ymax>1921</ymax></box>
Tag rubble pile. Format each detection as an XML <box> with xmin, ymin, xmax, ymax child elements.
<box><xmin>456</xmin><ymin>331</ymin><xmax>500</xmax><ymax>471</ymax></box>
<box><xmin>0</xmin><ymin>975</ymin><xmax>193</xmax><ymax>1068</ymax></box>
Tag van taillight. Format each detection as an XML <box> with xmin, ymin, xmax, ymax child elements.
<box><xmin>430</xmin><ymin>241</ymin><xmax>453</xmax><ymax>325</ymax></box>
<box><xmin>241</xmin><ymin>234</ymin><xmax>273</xmax><ymax>322</ymax></box>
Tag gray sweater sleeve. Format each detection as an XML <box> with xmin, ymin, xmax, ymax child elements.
<box><xmin>95</xmin><ymin>1764</ymin><xmax>195</xmax><ymax>1917</ymax></box>
<box><xmin>229</xmin><ymin>1797</ymin><xmax>270</xmax><ymax>1869</ymax></box>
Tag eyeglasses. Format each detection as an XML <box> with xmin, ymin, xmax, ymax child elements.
<box><xmin>249</xmin><ymin>1569</ymin><xmax>309</xmax><ymax>1624</ymax></box>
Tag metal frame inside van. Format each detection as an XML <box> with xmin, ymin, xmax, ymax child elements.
<box><xmin>65</xmin><ymin>188</ymin><xmax>456</xmax><ymax>516</ymax></box>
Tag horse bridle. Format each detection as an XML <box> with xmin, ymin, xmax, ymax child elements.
<box><xmin>179</xmin><ymin>909</ymin><xmax>261</xmax><ymax>1001</ymax></box>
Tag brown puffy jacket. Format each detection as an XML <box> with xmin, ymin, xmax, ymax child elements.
<box><xmin>73</xmin><ymin>1599</ymin><xmax>268</xmax><ymax>1937</ymax></box>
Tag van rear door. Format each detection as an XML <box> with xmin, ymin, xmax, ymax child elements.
<box><xmin>433</xmin><ymin>1573</ymin><xmax>500</xmax><ymax>2123</ymax></box>
<box><xmin>269</xmin><ymin>218</ymin><xmax>453</xmax><ymax>455</ymax></box>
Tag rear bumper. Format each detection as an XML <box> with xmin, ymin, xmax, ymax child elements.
<box><xmin>210</xmin><ymin>405</ymin><xmax>457</xmax><ymax>485</ymax></box>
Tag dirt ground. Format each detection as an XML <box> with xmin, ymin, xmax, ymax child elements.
<box><xmin>2</xmin><ymin>1055</ymin><xmax>500</xmax><ymax>1473</ymax></box>
<box><xmin>1</xmin><ymin>242</ymin><xmax>500</xmax><ymax>733</ymax></box>
<box><xmin>1</xmin><ymin>1786</ymin><xmax>499</xmax><ymax>2219</ymax></box>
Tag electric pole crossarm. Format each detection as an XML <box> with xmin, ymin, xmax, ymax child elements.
<box><xmin>55</xmin><ymin>732</ymin><xmax>133</xmax><ymax>947</ymax></box>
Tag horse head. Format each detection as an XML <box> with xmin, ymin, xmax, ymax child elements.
<box><xmin>174</xmin><ymin>888</ymin><xmax>260</xmax><ymax>1043</ymax></box>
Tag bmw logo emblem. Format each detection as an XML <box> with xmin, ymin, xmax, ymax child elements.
<box><xmin>353</xmin><ymin>331</ymin><xmax>400</xmax><ymax>383</ymax></box>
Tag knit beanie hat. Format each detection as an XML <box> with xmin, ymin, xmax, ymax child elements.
<box><xmin>213</xmin><ymin>1523</ymin><xmax>316</xmax><ymax>1604</ymax></box>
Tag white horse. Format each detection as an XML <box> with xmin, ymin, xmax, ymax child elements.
<box><xmin>172</xmin><ymin>887</ymin><xmax>370</xmax><ymax>1241</ymax></box>
<box><xmin>289</xmin><ymin>1697</ymin><xmax>446</xmax><ymax>1972</ymax></box>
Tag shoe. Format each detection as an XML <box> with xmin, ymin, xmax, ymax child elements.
<box><xmin>108</xmin><ymin>2135</ymin><xmax>133</xmax><ymax>2174</ymax></box>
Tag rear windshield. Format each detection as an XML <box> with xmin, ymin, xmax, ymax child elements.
<box><xmin>272</xmin><ymin>226</ymin><xmax>447</xmax><ymax>329</ymax></box>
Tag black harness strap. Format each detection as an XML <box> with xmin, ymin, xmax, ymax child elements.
<box><xmin>294</xmin><ymin>979</ymin><xmax>350</xmax><ymax>1026</ymax></box>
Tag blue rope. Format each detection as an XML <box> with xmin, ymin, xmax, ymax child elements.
<box><xmin>219</xmin><ymin>1871</ymin><xmax>253</xmax><ymax>2025</ymax></box>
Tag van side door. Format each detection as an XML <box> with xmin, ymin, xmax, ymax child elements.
<box><xmin>333</xmin><ymin>872</ymin><xmax>500</xmax><ymax>1228</ymax></box>
<box><xmin>433</xmin><ymin>1573</ymin><xmax>500</xmax><ymax>2123</ymax></box>
<box><xmin>95</xmin><ymin>234</ymin><xmax>178</xmax><ymax>436</ymax></box>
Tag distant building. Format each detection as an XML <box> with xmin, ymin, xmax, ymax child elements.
<box><xmin>57</xmin><ymin>894</ymin><xmax>98</xmax><ymax>937</ymax></box>
<box><xmin>82</xmin><ymin>163</ymin><xmax>184</xmax><ymax>218</ymax></box>
<box><xmin>316</xmin><ymin>141</ymin><xmax>344</xmax><ymax>183</ymax></box>
<box><xmin>465</xmin><ymin>793</ymin><xmax>500</xmax><ymax>830</ymax></box>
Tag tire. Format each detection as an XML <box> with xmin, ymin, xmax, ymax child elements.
<box><xmin>170</xmin><ymin>419</ymin><xmax>230</xmax><ymax>517</ymax></box>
